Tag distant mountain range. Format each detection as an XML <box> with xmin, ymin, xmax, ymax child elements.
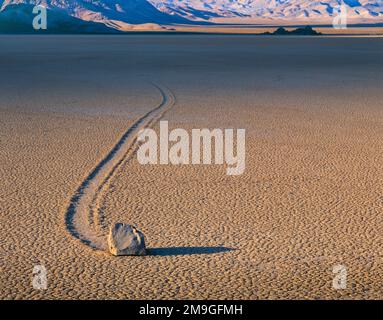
<box><xmin>151</xmin><ymin>0</ymin><xmax>383</xmax><ymax>23</ymax></box>
<box><xmin>0</xmin><ymin>4</ymin><xmax>119</xmax><ymax>33</ymax></box>
<box><xmin>0</xmin><ymin>0</ymin><xmax>382</xmax><ymax>33</ymax></box>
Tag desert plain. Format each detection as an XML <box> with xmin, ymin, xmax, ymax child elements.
<box><xmin>0</xmin><ymin>35</ymin><xmax>383</xmax><ymax>299</ymax></box>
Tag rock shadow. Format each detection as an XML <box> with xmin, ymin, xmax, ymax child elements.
<box><xmin>147</xmin><ymin>246</ymin><xmax>234</xmax><ymax>257</ymax></box>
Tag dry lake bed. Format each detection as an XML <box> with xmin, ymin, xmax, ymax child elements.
<box><xmin>1</xmin><ymin>35</ymin><xmax>383</xmax><ymax>299</ymax></box>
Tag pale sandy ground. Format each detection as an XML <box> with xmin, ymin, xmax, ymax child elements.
<box><xmin>0</xmin><ymin>35</ymin><xmax>383</xmax><ymax>299</ymax></box>
<box><xmin>168</xmin><ymin>25</ymin><xmax>383</xmax><ymax>35</ymax></box>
